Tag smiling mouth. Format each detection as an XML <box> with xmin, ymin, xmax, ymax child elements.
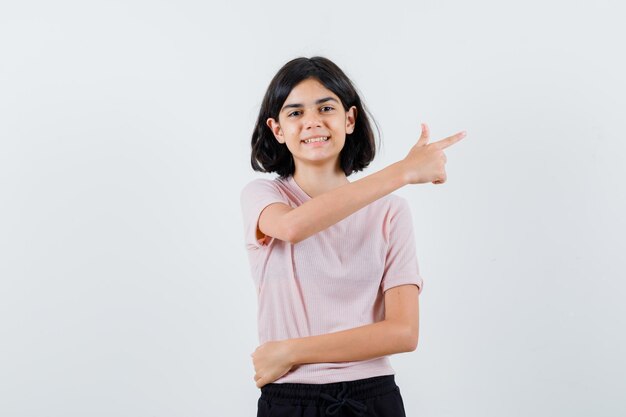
<box><xmin>301</xmin><ymin>136</ymin><xmax>330</xmax><ymax>144</ymax></box>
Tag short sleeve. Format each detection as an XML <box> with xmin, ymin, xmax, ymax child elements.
<box><xmin>380</xmin><ymin>197</ymin><xmax>424</xmax><ymax>295</ymax></box>
<box><xmin>240</xmin><ymin>179</ymin><xmax>290</xmax><ymax>250</ymax></box>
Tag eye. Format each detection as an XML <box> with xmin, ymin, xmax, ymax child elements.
<box><xmin>321</xmin><ymin>106</ymin><xmax>334</xmax><ymax>112</ymax></box>
<box><xmin>287</xmin><ymin>110</ymin><xmax>301</xmax><ymax>117</ymax></box>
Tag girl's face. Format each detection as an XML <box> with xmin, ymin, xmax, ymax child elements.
<box><xmin>266</xmin><ymin>78</ymin><xmax>356</xmax><ymax>171</ymax></box>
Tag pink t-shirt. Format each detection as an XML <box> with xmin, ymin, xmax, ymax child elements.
<box><xmin>240</xmin><ymin>175</ymin><xmax>423</xmax><ymax>384</ymax></box>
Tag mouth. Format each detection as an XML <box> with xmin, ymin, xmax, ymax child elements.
<box><xmin>301</xmin><ymin>136</ymin><xmax>330</xmax><ymax>144</ymax></box>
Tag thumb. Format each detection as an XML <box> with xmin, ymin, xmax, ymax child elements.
<box><xmin>416</xmin><ymin>123</ymin><xmax>430</xmax><ymax>146</ymax></box>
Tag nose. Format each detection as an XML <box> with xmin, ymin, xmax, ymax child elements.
<box><xmin>302</xmin><ymin>112</ymin><xmax>322</xmax><ymax>129</ymax></box>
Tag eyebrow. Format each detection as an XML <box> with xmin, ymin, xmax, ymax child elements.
<box><xmin>280</xmin><ymin>97</ymin><xmax>339</xmax><ymax>113</ymax></box>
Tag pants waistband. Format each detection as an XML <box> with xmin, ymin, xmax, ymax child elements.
<box><xmin>260</xmin><ymin>374</ymin><xmax>398</xmax><ymax>402</ymax></box>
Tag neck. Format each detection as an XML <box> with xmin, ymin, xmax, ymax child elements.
<box><xmin>292</xmin><ymin>163</ymin><xmax>349</xmax><ymax>198</ymax></box>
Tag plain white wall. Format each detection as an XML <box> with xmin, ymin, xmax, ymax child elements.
<box><xmin>1</xmin><ymin>0</ymin><xmax>624</xmax><ymax>416</ymax></box>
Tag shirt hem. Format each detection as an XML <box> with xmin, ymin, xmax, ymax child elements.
<box><xmin>272</xmin><ymin>366</ymin><xmax>396</xmax><ymax>384</ymax></box>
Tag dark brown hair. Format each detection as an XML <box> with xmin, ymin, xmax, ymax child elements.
<box><xmin>250</xmin><ymin>56</ymin><xmax>380</xmax><ymax>178</ymax></box>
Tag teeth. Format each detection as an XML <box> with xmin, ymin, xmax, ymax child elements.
<box><xmin>303</xmin><ymin>136</ymin><xmax>329</xmax><ymax>144</ymax></box>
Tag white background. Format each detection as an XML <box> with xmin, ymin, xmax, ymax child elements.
<box><xmin>1</xmin><ymin>1</ymin><xmax>625</xmax><ymax>416</ymax></box>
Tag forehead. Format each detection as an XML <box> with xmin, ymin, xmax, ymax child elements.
<box><xmin>283</xmin><ymin>78</ymin><xmax>339</xmax><ymax>105</ymax></box>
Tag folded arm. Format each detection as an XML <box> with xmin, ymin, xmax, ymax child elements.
<box><xmin>286</xmin><ymin>284</ymin><xmax>420</xmax><ymax>366</ymax></box>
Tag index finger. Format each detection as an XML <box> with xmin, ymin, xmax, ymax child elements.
<box><xmin>435</xmin><ymin>131</ymin><xmax>466</xmax><ymax>149</ymax></box>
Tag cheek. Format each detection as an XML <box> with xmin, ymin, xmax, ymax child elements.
<box><xmin>283</xmin><ymin>125</ymin><xmax>300</xmax><ymax>137</ymax></box>
<box><xmin>334</xmin><ymin>118</ymin><xmax>348</xmax><ymax>130</ymax></box>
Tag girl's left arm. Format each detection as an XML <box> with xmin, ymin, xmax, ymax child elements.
<box><xmin>286</xmin><ymin>284</ymin><xmax>420</xmax><ymax>365</ymax></box>
<box><xmin>251</xmin><ymin>284</ymin><xmax>419</xmax><ymax>387</ymax></box>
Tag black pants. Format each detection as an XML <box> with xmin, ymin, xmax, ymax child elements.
<box><xmin>257</xmin><ymin>374</ymin><xmax>407</xmax><ymax>417</ymax></box>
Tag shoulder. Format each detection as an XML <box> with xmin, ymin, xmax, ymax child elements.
<box><xmin>373</xmin><ymin>194</ymin><xmax>412</xmax><ymax>238</ymax></box>
<box><xmin>358</xmin><ymin>194</ymin><xmax>411</xmax><ymax>234</ymax></box>
<box><xmin>241</xmin><ymin>176</ymin><xmax>280</xmax><ymax>189</ymax></box>
<box><xmin>240</xmin><ymin>176</ymin><xmax>285</xmax><ymax>197</ymax></box>
<box><xmin>370</xmin><ymin>193</ymin><xmax>410</xmax><ymax>215</ymax></box>
<box><xmin>240</xmin><ymin>177</ymin><xmax>293</xmax><ymax>212</ymax></box>
<box><xmin>387</xmin><ymin>195</ymin><xmax>413</xmax><ymax>223</ymax></box>
<box><xmin>386</xmin><ymin>193</ymin><xmax>409</xmax><ymax>207</ymax></box>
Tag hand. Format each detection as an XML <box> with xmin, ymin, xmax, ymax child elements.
<box><xmin>251</xmin><ymin>340</ymin><xmax>295</xmax><ymax>388</ymax></box>
<box><xmin>401</xmin><ymin>123</ymin><xmax>466</xmax><ymax>185</ymax></box>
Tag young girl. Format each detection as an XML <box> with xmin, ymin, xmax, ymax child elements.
<box><xmin>240</xmin><ymin>56</ymin><xmax>466</xmax><ymax>417</ymax></box>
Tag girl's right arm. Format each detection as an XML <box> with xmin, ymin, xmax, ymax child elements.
<box><xmin>259</xmin><ymin>124</ymin><xmax>466</xmax><ymax>245</ymax></box>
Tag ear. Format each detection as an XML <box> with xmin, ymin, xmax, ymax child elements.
<box><xmin>345</xmin><ymin>106</ymin><xmax>357</xmax><ymax>134</ymax></box>
<box><xmin>266</xmin><ymin>117</ymin><xmax>284</xmax><ymax>144</ymax></box>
